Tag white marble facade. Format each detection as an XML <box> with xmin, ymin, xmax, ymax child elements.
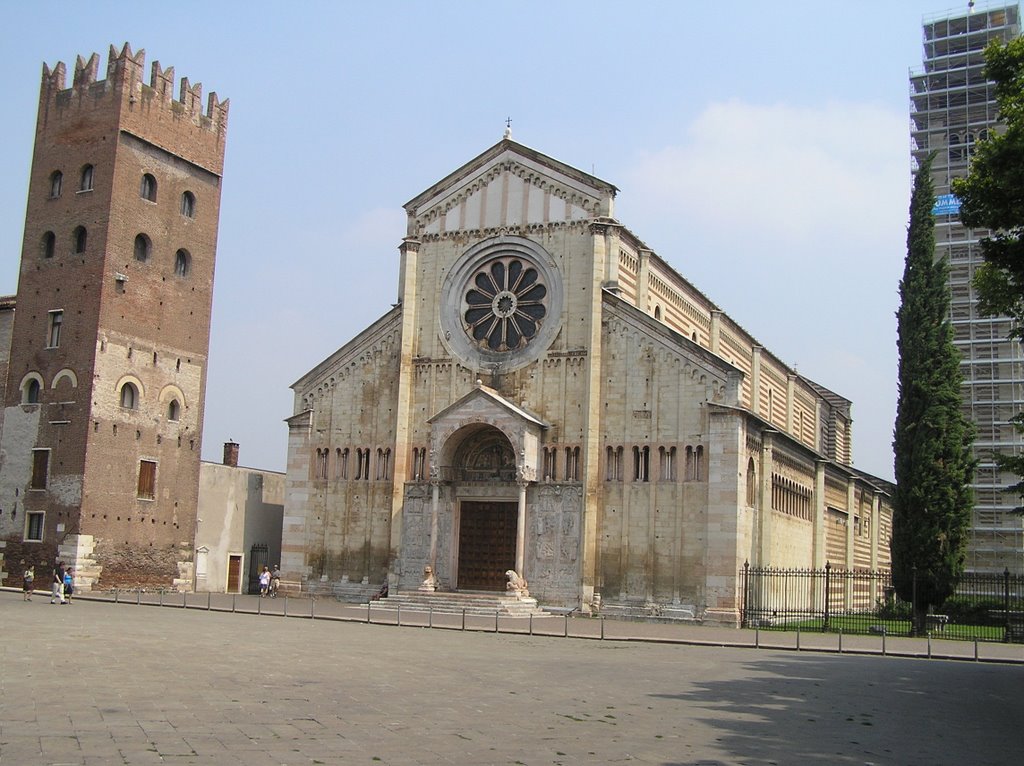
<box><xmin>281</xmin><ymin>137</ymin><xmax>894</xmax><ymax>624</ymax></box>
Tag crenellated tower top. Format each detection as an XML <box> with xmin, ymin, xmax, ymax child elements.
<box><xmin>39</xmin><ymin>43</ymin><xmax>228</xmax><ymax>174</ymax></box>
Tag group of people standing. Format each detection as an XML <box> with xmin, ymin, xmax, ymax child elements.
<box><xmin>259</xmin><ymin>565</ymin><xmax>281</xmax><ymax>597</ymax></box>
<box><xmin>20</xmin><ymin>560</ymin><xmax>73</xmax><ymax>603</ymax></box>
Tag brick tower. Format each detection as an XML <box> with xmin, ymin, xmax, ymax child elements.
<box><xmin>0</xmin><ymin>44</ymin><xmax>228</xmax><ymax>590</ymax></box>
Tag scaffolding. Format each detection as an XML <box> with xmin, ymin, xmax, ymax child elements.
<box><xmin>909</xmin><ymin>3</ymin><xmax>1024</xmax><ymax>575</ymax></box>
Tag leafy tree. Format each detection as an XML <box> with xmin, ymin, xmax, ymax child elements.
<box><xmin>892</xmin><ymin>154</ymin><xmax>976</xmax><ymax>635</ymax></box>
<box><xmin>953</xmin><ymin>37</ymin><xmax>1024</xmax><ymax>511</ymax></box>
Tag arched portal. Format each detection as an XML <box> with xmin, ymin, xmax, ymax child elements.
<box><xmin>448</xmin><ymin>425</ymin><xmax>518</xmax><ymax>590</ymax></box>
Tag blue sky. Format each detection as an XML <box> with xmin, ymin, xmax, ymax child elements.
<box><xmin>0</xmin><ymin>1</ymin><xmax>990</xmax><ymax>482</ymax></box>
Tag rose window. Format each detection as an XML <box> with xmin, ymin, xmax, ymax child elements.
<box><xmin>463</xmin><ymin>258</ymin><xmax>547</xmax><ymax>352</ymax></box>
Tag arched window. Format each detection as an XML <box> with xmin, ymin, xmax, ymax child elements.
<box><xmin>633</xmin><ymin>446</ymin><xmax>649</xmax><ymax>482</ymax></box>
<box><xmin>174</xmin><ymin>249</ymin><xmax>191</xmax><ymax>277</ymax></box>
<box><xmin>41</xmin><ymin>231</ymin><xmax>55</xmax><ymax>259</ymax></box>
<box><xmin>654</xmin><ymin>305</ymin><xmax>662</xmax><ymax>320</ymax></box>
<box><xmin>79</xmin><ymin>164</ymin><xmax>94</xmax><ymax>192</ymax></box>
<box><xmin>23</xmin><ymin>378</ymin><xmax>41</xmax><ymax>404</ymax></box>
<box><xmin>140</xmin><ymin>173</ymin><xmax>157</xmax><ymax>202</ymax></box>
<box><xmin>49</xmin><ymin>171</ymin><xmax>63</xmax><ymax>199</ymax></box>
<box><xmin>339</xmin><ymin>448</ymin><xmax>349</xmax><ymax>480</ymax></box>
<box><xmin>746</xmin><ymin>457</ymin><xmax>757</xmax><ymax>507</ymax></box>
<box><xmin>73</xmin><ymin>226</ymin><xmax>87</xmax><ymax>254</ymax></box>
<box><xmin>120</xmin><ymin>382</ymin><xmax>138</xmax><ymax>409</ymax></box>
<box><xmin>167</xmin><ymin>399</ymin><xmax>180</xmax><ymax>421</ymax></box>
<box><xmin>134</xmin><ymin>233</ymin><xmax>151</xmax><ymax>262</ymax></box>
<box><xmin>660</xmin><ymin>446</ymin><xmax>677</xmax><ymax>481</ymax></box>
<box><xmin>180</xmin><ymin>191</ymin><xmax>195</xmax><ymax>218</ymax></box>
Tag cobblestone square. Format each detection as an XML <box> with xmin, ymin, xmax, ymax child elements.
<box><xmin>1</xmin><ymin>593</ymin><xmax>1021</xmax><ymax>765</ymax></box>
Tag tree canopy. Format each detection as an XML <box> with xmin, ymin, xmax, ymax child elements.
<box><xmin>892</xmin><ymin>154</ymin><xmax>975</xmax><ymax>629</ymax></box>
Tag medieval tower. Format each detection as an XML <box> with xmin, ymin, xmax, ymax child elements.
<box><xmin>0</xmin><ymin>44</ymin><xmax>228</xmax><ymax>589</ymax></box>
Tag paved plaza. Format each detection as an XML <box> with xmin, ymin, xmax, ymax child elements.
<box><xmin>1</xmin><ymin>592</ymin><xmax>1022</xmax><ymax>765</ymax></box>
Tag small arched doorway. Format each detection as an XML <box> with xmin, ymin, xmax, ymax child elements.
<box><xmin>451</xmin><ymin>426</ymin><xmax>518</xmax><ymax>590</ymax></box>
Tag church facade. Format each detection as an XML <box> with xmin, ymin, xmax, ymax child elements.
<box><xmin>281</xmin><ymin>137</ymin><xmax>893</xmax><ymax>624</ymax></box>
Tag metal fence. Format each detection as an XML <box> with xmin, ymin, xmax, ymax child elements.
<box><xmin>741</xmin><ymin>562</ymin><xmax>1024</xmax><ymax>643</ymax></box>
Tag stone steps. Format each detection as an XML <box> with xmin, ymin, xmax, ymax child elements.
<box><xmin>370</xmin><ymin>590</ymin><xmax>549</xmax><ymax>617</ymax></box>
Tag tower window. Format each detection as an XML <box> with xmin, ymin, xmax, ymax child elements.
<box><xmin>49</xmin><ymin>171</ymin><xmax>62</xmax><ymax>199</ymax></box>
<box><xmin>181</xmin><ymin>191</ymin><xmax>195</xmax><ymax>218</ymax></box>
<box><xmin>167</xmin><ymin>399</ymin><xmax>180</xmax><ymax>421</ymax></box>
<box><xmin>175</xmin><ymin>249</ymin><xmax>191</xmax><ymax>277</ymax></box>
<box><xmin>31</xmin><ymin>449</ymin><xmax>50</xmax><ymax>490</ymax></box>
<box><xmin>120</xmin><ymin>382</ymin><xmax>138</xmax><ymax>409</ymax></box>
<box><xmin>73</xmin><ymin>226</ymin><xmax>87</xmax><ymax>254</ymax></box>
<box><xmin>23</xmin><ymin>378</ymin><xmax>41</xmax><ymax>404</ymax></box>
<box><xmin>46</xmin><ymin>310</ymin><xmax>63</xmax><ymax>348</ymax></box>
<box><xmin>79</xmin><ymin>164</ymin><xmax>94</xmax><ymax>192</ymax></box>
<box><xmin>137</xmin><ymin>460</ymin><xmax>156</xmax><ymax>500</ymax></box>
<box><xmin>134</xmin><ymin>233</ymin><xmax>151</xmax><ymax>262</ymax></box>
<box><xmin>140</xmin><ymin>173</ymin><xmax>157</xmax><ymax>202</ymax></box>
<box><xmin>26</xmin><ymin>512</ymin><xmax>44</xmax><ymax>541</ymax></box>
<box><xmin>41</xmin><ymin>231</ymin><xmax>55</xmax><ymax>259</ymax></box>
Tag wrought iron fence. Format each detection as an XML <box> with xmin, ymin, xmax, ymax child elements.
<box><xmin>740</xmin><ymin>562</ymin><xmax>1024</xmax><ymax>643</ymax></box>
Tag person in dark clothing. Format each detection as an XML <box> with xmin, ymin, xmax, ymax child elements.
<box><xmin>51</xmin><ymin>561</ymin><xmax>65</xmax><ymax>604</ymax></box>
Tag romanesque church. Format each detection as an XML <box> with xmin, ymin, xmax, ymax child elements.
<box><xmin>282</xmin><ymin>132</ymin><xmax>894</xmax><ymax>624</ymax></box>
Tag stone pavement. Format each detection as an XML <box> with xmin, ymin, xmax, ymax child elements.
<box><xmin>1</xmin><ymin>591</ymin><xmax>1022</xmax><ymax>766</ymax></box>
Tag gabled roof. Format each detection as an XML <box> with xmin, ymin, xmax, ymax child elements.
<box><xmin>404</xmin><ymin>137</ymin><xmax>617</xmax><ymax>214</ymax></box>
<box><xmin>427</xmin><ymin>379</ymin><xmax>549</xmax><ymax>429</ymax></box>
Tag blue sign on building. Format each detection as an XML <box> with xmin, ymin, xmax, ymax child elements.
<box><xmin>932</xmin><ymin>193</ymin><xmax>962</xmax><ymax>216</ymax></box>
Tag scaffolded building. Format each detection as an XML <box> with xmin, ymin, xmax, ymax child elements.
<box><xmin>910</xmin><ymin>2</ymin><xmax>1024</xmax><ymax>574</ymax></box>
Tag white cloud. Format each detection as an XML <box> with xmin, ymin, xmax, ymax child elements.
<box><xmin>623</xmin><ymin>100</ymin><xmax>908</xmax><ymax>252</ymax></box>
<box><xmin>617</xmin><ymin>100</ymin><xmax>909</xmax><ymax>482</ymax></box>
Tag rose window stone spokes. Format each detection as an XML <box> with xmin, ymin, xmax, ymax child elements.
<box><xmin>464</xmin><ymin>258</ymin><xmax>547</xmax><ymax>352</ymax></box>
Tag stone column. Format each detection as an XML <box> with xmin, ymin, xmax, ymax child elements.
<box><xmin>845</xmin><ymin>477</ymin><xmax>857</xmax><ymax>610</ymax></box>
<box><xmin>812</xmin><ymin>461</ymin><xmax>827</xmax><ymax>569</ymax></box>
<box><xmin>636</xmin><ymin>248</ymin><xmax>651</xmax><ymax>308</ymax></box>
<box><xmin>515</xmin><ymin>479</ymin><xmax>528</xmax><ymax>576</ymax></box>
<box><xmin>870</xmin><ymin>491</ymin><xmax>880</xmax><ymax>571</ymax></box>
<box><xmin>429</xmin><ymin>480</ymin><xmax>440</xmax><ymax>568</ymax></box>
<box><xmin>786</xmin><ymin>373</ymin><xmax>797</xmax><ymax>434</ymax></box>
<box><xmin>751</xmin><ymin>346</ymin><xmax>763</xmax><ymax>414</ymax></box>
<box><xmin>389</xmin><ymin>237</ymin><xmax>421</xmax><ymax>578</ymax></box>
<box><xmin>757</xmin><ymin>432</ymin><xmax>774</xmax><ymax>566</ymax></box>
<box><xmin>710</xmin><ymin>311</ymin><xmax>723</xmax><ymax>356</ymax></box>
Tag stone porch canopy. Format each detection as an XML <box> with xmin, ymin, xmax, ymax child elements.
<box><xmin>427</xmin><ymin>380</ymin><xmax>549</xmax><ymax>483</ymax></box>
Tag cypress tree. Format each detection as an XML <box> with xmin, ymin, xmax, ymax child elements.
<box><xmin>891</xmin><ymin>154</ymin><xmax>976</xmax><ymax>635</ymax></box>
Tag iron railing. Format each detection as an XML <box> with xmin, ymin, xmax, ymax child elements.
<box><xmin>741</xmin><ymin>562</ymin><xmax>1024</xmax><ymax>643</ymax></box>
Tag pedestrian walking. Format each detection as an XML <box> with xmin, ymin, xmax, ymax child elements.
<box><xmin>63</xmin><ymin>567</ymin><xmax>74</xmax><ymax>604</ymax></box>
<box><xmin>22</xmin><ymin>564</ymin><xmax>34</xmax><ymax>601</ymax></box>
<box><xmin>51</xmin><ymin>561</ymin><xmax>65</xmax><ymax>604</ymax></box>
